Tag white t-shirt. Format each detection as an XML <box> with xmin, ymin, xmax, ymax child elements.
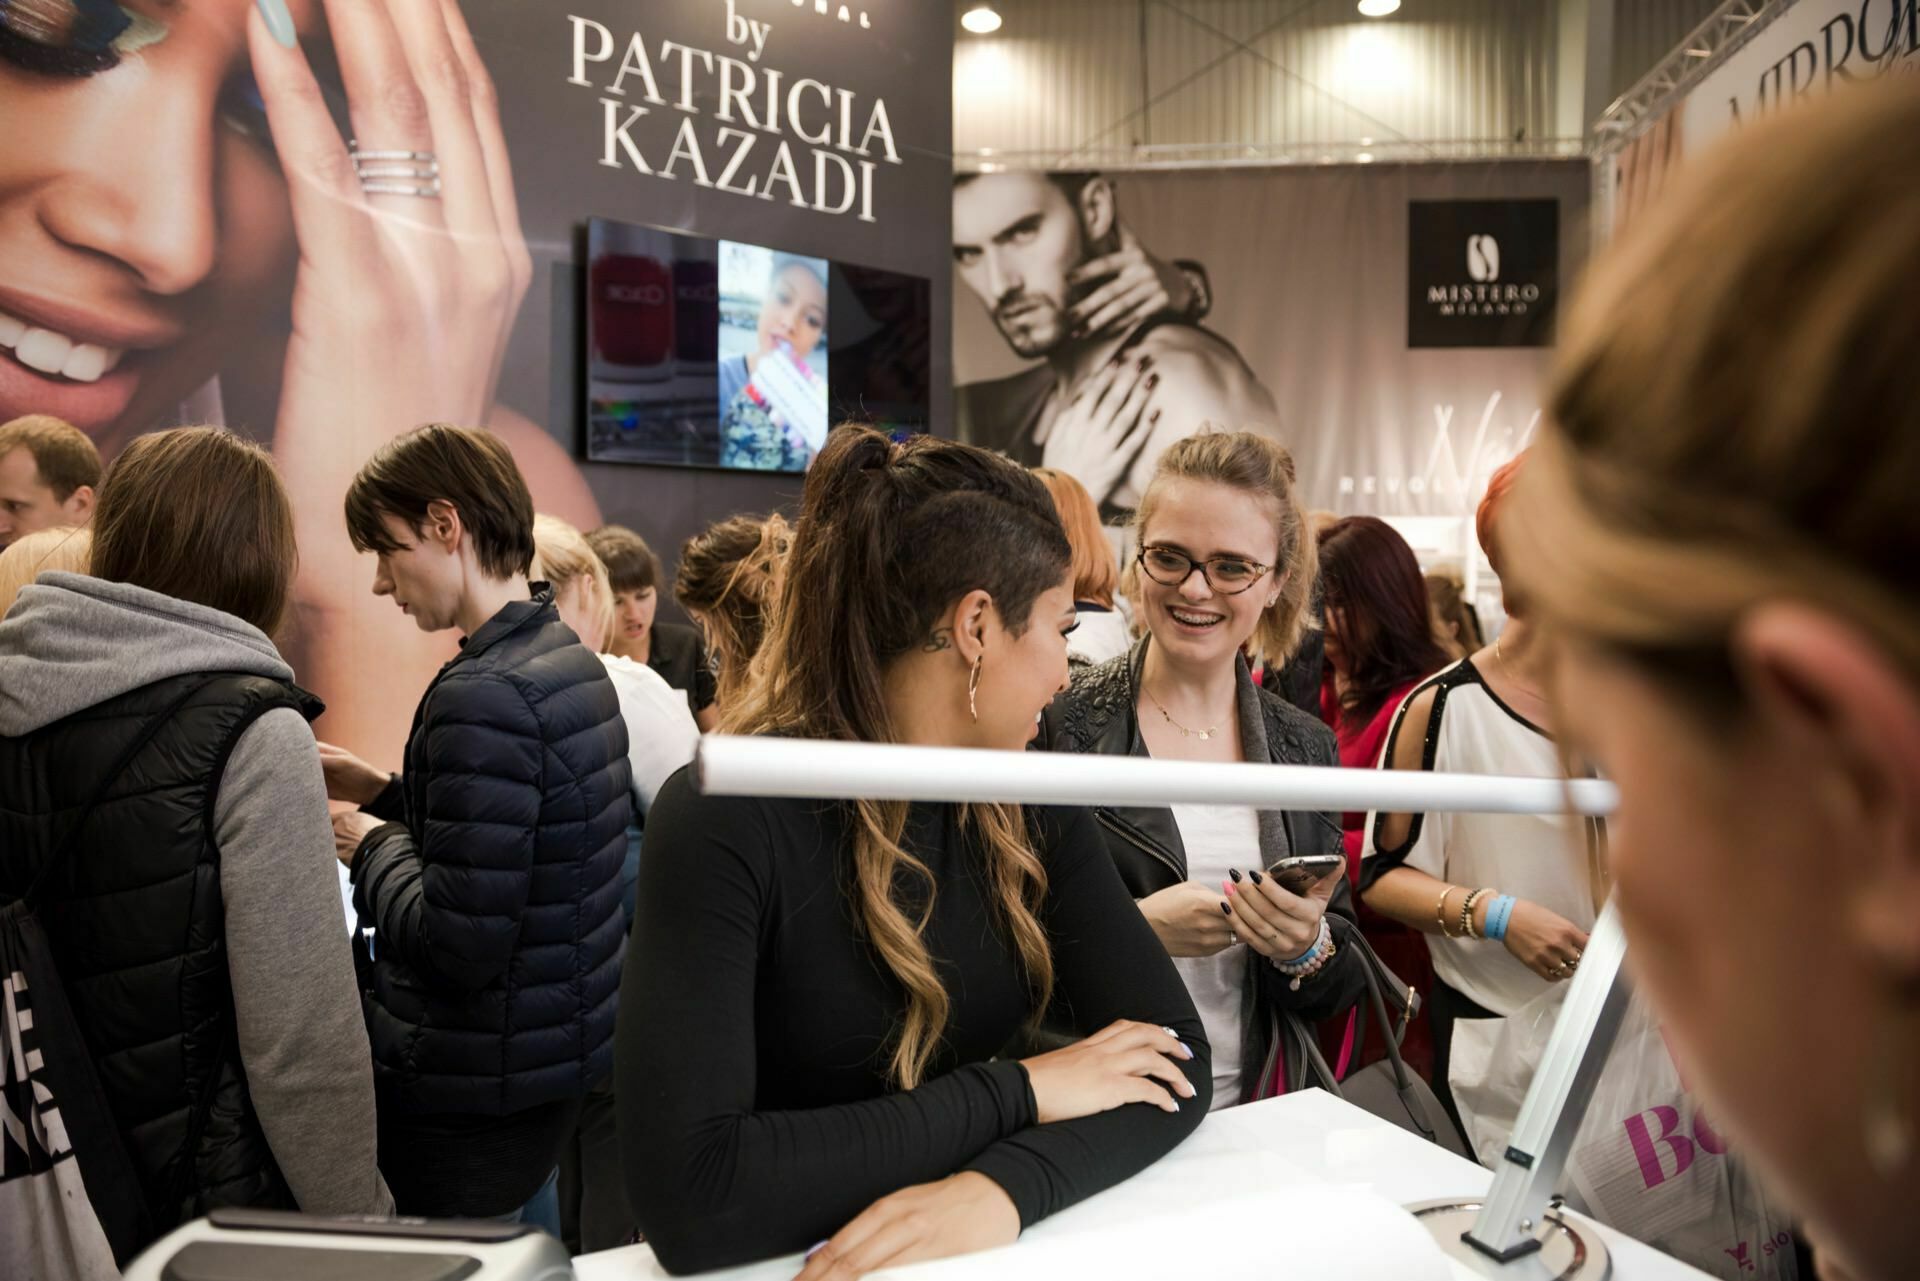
<box><xmin>599</xmin><ymin>652</ymin><xmax>702</xmax><ymax>814</ymax></box>
<box><xmin>1363</xmin><ymin>659</ymin><xmax>1599</xmax><ymax>1016</ymax></box>
<box><xmin>1167</xmin><ymin>802</ymin><xmax>1258</xmax><ymax>1109</ymax></box>
<box><xmin>1068</xmin><ymin>606</ymin><xmax>1133</xmax><ymax>668</ymax></box>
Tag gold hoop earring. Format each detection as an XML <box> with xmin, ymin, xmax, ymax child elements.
<box><xmin>968</xmin><ymin>655</ymin><xmax>983</xmax><ymax>723</ymax></box>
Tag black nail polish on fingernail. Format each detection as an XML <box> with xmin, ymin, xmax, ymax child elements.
<box><xmin>1149</xmin><ymin>408</ymin><xmax>1162</xmax><ymax>423</ymax></box>
<box><xmin>1228</xmin><ymin>868</ymin><xmax>1242</xmax><ymax>883</ymax></box>
<box><xmin>1248</xmin><ymin>869</ymin><xmax>1264</xmax><ymax>885</ymax></box>
<box><xmin>1147</xmin><ymin>373</ymin><xmax>1160</xmax><ymax>390</ymax></box>
<box><xmin>1220</xmin><ymin>902</ymin><xmax>1233</xmax><ymax>916</ymax></box>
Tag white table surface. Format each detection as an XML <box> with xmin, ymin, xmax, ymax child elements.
<box><xmin>574</xmin><ymin>1088</ymin><xmax>1709</xmax><ymax>1281</ymax></box>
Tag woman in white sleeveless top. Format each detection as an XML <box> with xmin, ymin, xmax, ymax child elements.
<box><xmin>1358</xmin><ymin>455</ymin><xmax>1600</xmax><ymax>1137</ymax></box>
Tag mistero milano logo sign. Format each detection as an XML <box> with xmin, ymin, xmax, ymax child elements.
<box><xmin>1409</xmin><ymin>201</ymin><xmax>1558</xmax><ymax>348</ymax></box>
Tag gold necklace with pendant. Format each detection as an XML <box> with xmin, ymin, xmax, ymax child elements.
<box><xmin>1143</xmin><ymin>686</ymin><xmax>1221</xmax><ymax>741</ymax></box>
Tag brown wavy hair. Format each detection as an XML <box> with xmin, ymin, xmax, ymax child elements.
<box><xmin>725</xmin><ymin>426</ymin><xmax>1070</xmax><ymax>1088</ymax></box>
<box><xmin>1319</xmin><ymin>516</ymin><xmax>1452</xmax><ymax>726</ymax></box>
<box><xmin>674</xmin><ymin>513</ymin><xmax>791</xmax><ymax>708</ymax></box>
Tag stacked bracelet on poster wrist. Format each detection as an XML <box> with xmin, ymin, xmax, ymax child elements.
<box><xmin>1272</xmin><ymin>918</ymin><xmax>1336</xmax><ymax>990</ymax></box>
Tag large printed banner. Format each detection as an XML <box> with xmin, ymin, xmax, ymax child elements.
<box><xmin>1610</xmin><ymin>0</ymin><xmax>1920</xmax><ymax>236</ymax></box>
<box><xmin>0</xmin><ymin>0</ymin><xmax>951</xmax><ymax>766</ymax></box>
<box><xmin>952</xmin><ymin>163</ymin><xmax>1587</xmax><ymax>525</ymax></box>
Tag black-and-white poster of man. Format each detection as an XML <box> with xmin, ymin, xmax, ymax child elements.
<box><xmin>953</xmin><ymin>172</ymin><xmax>1280</xmax><ymax>518</ymax></box>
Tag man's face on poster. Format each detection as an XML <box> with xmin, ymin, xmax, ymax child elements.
<box><xmin>953</xmin><ymin>174</ymin><xmax>1088</xmax><ymax>360</ymax></box>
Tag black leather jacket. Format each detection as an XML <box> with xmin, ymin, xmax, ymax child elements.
<box><xmin>1037</xmin><ymin>638</ymin><xmax>1367</xmax><ymax>1103</ymax></box>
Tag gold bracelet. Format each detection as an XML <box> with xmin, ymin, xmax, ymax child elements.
<box><xmin>1462</xmin><ymin>888</ymin><xmax>1490</xmax><ymax>940</ymax></box>
<box><xmin>1436</xmin><ymin>887</ymin><xmax>1458</xmax><ymax>938</ymax></box>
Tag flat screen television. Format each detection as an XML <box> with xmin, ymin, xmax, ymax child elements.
<box><xmin>584</xmin><ymin>217</ymin><xmax>931</xmax><ymax>473</ymax></box>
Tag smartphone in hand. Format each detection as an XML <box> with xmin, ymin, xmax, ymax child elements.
<box><xmin>1268</xmin><ymin>853</ymin><xmax>1344</xmax><ymax>896</ymax></box>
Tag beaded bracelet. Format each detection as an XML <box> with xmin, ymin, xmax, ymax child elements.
<box><xmin>1485</xmin><ymin>895</ymin><xmax>1518</xmax><ymax>943</ymax></box>
<box><xmin>1273</xmin><ymin>918</ymin><xmax>1336</xmax><ymax>990</ymax></box>
<box><xmin>1462</xmin><ymin>888</ymin><xmax>1491</xmax><ymax>940</ymax></box>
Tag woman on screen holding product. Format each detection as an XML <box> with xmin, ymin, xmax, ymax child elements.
<box><xmin>1505</xmin><ymin>83</ymin><xmax>1920</xmax><ymax>1281</ymax></box>
<box><xmin>616</xmin><ymin>427</ymin><xmax>1208</xmax><ymax>1277</ymax></box>
<box><xmin>719</xmin><ymin>255</ymin><xmax>830</xmax><ymax>471</ymax></box>
<box><xmin>1039</xmin><ymin>430</ymin><xmax>1366</xmax><ymax>1109</ymax></box>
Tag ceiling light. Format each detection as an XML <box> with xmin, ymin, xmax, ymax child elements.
<box><xmin>1684</xmin><ymin>47</ymin><xmax>1710</xmax><ymax>57</ymax></box>
<box><xmin>962</xmin><ymin>6</ymin><xmax>1002</xmax><ymax>34</ymax></box>
<box><xmin>1358</xmin><ymin>0</ymin><xmax>1401</xmax><ymax>16</ymax></box>
<box><xmin>1357</xmin><ymin>151</ymin><xmax>1375</xmax><ymax>163</ymax></box>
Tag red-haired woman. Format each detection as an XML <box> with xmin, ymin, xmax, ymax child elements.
<box><xmin>1315</xmin><ymin>516</ymin><xmax>1453</xmax><ymax>1076</ymax></box>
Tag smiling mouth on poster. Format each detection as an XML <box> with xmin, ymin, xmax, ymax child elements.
<box><xmin>697</xmin><ymin>735</ymin><xmax>1629</xmax><ymax>1280</ymax></box>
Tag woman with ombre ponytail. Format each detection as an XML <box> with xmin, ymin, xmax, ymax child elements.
<box><xmin>615</xmin><ymin>426</ymin><xmax>1209</xmax><ymax>1278</ymax></box>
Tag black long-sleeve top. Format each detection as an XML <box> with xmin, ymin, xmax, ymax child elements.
<box><xmin>614</xmin><ymin>768</ymin><xmax>1212</xmax><ymax>1274</ymax></box>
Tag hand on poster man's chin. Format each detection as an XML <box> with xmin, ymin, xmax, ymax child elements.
<box><xmin>1064</xmin><ymin>222</ymin><xmax>1196</xmax><ymax>340</ymax></box>
<box><xmin>244</xmin><ymin>0</ymin><xmax>534</xmax><ymax>763</ymax></box>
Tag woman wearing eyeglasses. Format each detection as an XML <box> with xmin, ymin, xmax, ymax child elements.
<box><xmin>1039</xmin><ymin>431</ymin><xmax>1365</xmax><ymax>1108</ymax></box>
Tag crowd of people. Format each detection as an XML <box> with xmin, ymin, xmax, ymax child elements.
<box><xmin>0</xmin><ymin>79</ymin><xmax>1915</xmax><ymax>1281</ymax></box>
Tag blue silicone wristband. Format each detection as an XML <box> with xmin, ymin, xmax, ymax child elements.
<box><xmin>1279</xmin><ymin>918</ymin><xmax>1330</xmax><ymax>967</ymax></box>
<box><xmin>1487</xmin><ymin>895</ymin><xmax>1517</xmax><ymax>942</ymax></box>
<box><xmin>1280</xmin><ymin>938</ymin><xmax>1319</xmax><ymax>966</ymax></box>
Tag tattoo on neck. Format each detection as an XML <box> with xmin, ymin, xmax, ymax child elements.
<box><xmin>923</xmin><ymin>628</ymin><xmax>954</xmax><ymax>653</ymax></box>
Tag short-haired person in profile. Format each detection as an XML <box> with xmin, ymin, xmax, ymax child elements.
<box><xmin>1040</xmin><ymin>431</ymin><xmax>1364</xmax><ymax>1109</ymax></box>
<box><xmin>617</xmin><ymin>427</ymin><xmax>1208</xmax><ymax>1277</ymax></box>
<box><xmin>953</xmin><ymin>172</ymin><xmax>1280</xmax><ymax>517</ymax></box>
<box><xmin>587</xmin><ymin>523</ymin><xmax>720</xmax><ymax>731</ymax></box>
<box><xmin>318</xmin><ymin>425</ymin><xmax>632</xmax><ymax>1220</ymax></box>
<box><xmin>1504</xmin><ymin>83</ymin><xmax>1920</xmax><ymax>1281</ymax></box>
<box><xmin>0</xmin><ymin>414</ymin><xmax>101</xmax><ymax>548</ymax></box>
<box><xmin>0</xmin><ymin>428</ymin><xmax>390</xmax><ymax>1254</ymax></box>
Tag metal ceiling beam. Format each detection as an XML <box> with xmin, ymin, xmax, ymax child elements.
<box><xmin>957</xmin><ymin>137</ymin><xmax>1586</xmax><ymax>173</ymax></box>
<box><xmin>1591</xmin><ymin>0</ymin><xmax>1773</xmax><ymax>149</ymax></box>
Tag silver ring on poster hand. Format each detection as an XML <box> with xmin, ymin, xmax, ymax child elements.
<box><xmin>350</xmin><ymin>141</ymin><xmax>442</xmax><ymax>198</ymax></box>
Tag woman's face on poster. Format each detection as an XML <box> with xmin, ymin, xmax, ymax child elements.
<box><xmin>0</xmin><ymin>0</ymin><xmax>307</xmax><ymax>446</ymax></box>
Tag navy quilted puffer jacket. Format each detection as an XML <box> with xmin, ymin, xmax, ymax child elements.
<box><xmin>351</xmin><ymin>590</ymin><xmax>632</xmax><ymax>1114</ymax></box>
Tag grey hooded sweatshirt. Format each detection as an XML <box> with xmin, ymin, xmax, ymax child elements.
<box><xmin>0</xmin><ymin>572</ymin><xmax>392</xmax><ymax>1218</ymax></box>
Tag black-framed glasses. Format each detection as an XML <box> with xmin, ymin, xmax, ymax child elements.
<box><xmin>1136</xmin><ymin>545</ymin><xmax>1273</xmax><ymax>595</ymax></box>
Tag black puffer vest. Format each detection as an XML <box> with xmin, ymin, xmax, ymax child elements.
<box><xmin>0</xmin><ymin>670</ymin><xmax>317</xmax><ymax>1229</ymax></box>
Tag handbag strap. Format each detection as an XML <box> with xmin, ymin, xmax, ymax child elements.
<box><xmin>1283</xmin><ymin>924</ymin><xmax>1421</xmax><ymax>1095</ymax></box>
<box><xmin>20</xmin><ymin>678</ymin><xmax>216</xmax><ymax>907</ymax></box>
<box><xmin>1348</xmin><ymin>927</ymin><xmax>1419</xmax><ymax>1094</ymax></box>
